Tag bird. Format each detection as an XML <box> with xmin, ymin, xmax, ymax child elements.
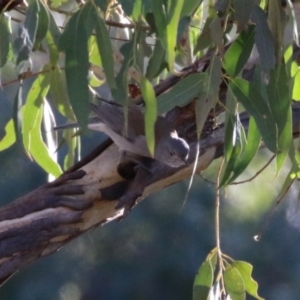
<box><xmin>55</xmin><ymin>103</ymin><xmax>190</xmax><ymax>168</ymax></box>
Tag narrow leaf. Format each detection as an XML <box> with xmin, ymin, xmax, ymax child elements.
<box><xmin>223</xmin><ymin>25</ymin><xmax>255</xmax><ymax>77</ymax></box>
<box><xmin>146</xmin><ymin>39</ymin><xmax>166</xmax><ymax>80</ymax></box>
<box><xmin>251</xmin><ymin>5</ymin><xmax>275</xmax><ymax>71</ymax></box>
<box><xmin>33</xmin><ymin>0</ymin><xmax>49</xmax><ymax>50</ymax></box>
<box><xmin>94</xmin><ymin>6</ymin><xmax>116</xmax><ymax>89</ymax></box>
<box><xmin>157</xmin><ymin>73</ymin><xmax>207</xmax><ymax>115</ymax></box>
<box><xmin>166</xmin><ymin>0</ymin><xmax>184</xmax><ymax>71</ymax></box>
<box><xmin>0</xmin><ymin>119</ymin><xmax>16</xmax><ymax>151</ymax></box>
<box><xmin>293</xmin><ymin>71</ymin><xmax>300</xmax><ymax>100</ymax></box>
<box><xmin>232</xmin><ymin>0</ymin><xmax>255</xmax><ymax>32</ymax></box>
<box><xmin>22</xmin><ymin>70</ymin><xmax>62</xmax><ymax>176</ymax></box>
<box><xmin>0</xmin><ymin>14</ymin><xmax>10</xmax><ymax>67</ymax></box>
<box><xmin>230</xmin><ymin>77</ymin><xmax>278</xmax><ymax>153</ymax></box>
<box><xmin>141</xmin><ymin>76</ymin><xmax>157</xmax><ymax>157</ymax></box>
<box><xmin>58</xmin><ymin>3</ymin><xmax>96</xmax><ymax>129</ymax></box>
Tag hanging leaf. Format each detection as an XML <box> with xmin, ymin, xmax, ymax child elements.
<box><xmin>232</xmin><ymin>0</ymin><xmax>255</xmax><ymax>32</ymax></box>
<box><xmin>141</xmin><ymin>76</ymin><xmax>157</xmax><ymax>157</ymax></box>
<box><xmin>230</xmin><ymin>77</ymin><xmax>278</xmax><ymax>153</ymax></box>
<box><xmin>33</xmin><ymin>0</ymin><xmax>49</xmax><ymax>50</ymax></box>
<box><xmin>233</xmin><ymin>261</ymin><xmax>264</xmax><ymax>300</ymax></box>
<box><xmin>293</xmin><ymin>70</ymin><xmax>300</xmax><ymax>101</ymax></box>
<box><xmin>93</xmin><ymin>5</ymin><xmax>116</xmax><ymax>89</ymax></box>
<box><xmin>224</xmin><ymin>264</ymin><xmax>246</xmax><ymax>300</ymax></box>
<box><xmin>251</xmin><ymin>5</ymin><xmax>275</xmax><ymax>71</ymax></box>
<box><xmin>165</xmin><ymin>0</ymin><xmax>184</xmax><ymax>71</ymax></box>
<box><xmin>0</xmin><ymin>14</ymin><xmax>10</xmax><ymax>67</ymax></box>
<box><xmin>146</xmin><ymin>39</ymin><xmax>166</xmax><ymax>80</ymax></box>
<box><xmin>58</xmin><ymin>2</ymin><xmax>96</xmax><ymax>129</ymax></box>
<box><xmin>193</xmin><ymin>249</ymin><xmax>217</xmax><ymax>300</ymax></box>
<box><xmin>22</xmin><ymin>69</ymin><xmax>62</xmax><ymax>177</ymax></box>
<box><xmin>223</xmin><ymin>25</ymin><xmax>255</xmax><ymax>77</ymax></box>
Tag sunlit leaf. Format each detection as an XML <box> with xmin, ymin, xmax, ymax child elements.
<box><xmin>233</xmin><ymin>261</ymin><xmax>264</xmax><ymax>300</ymax></box>
<box><xmin>293</xmin><ymin>70</ymin><xmax>300</xmax><ymax>100</ymax></box>
<box><xmin>251</xmin><ymin>5</ymin><xmax>275</xmax><ymax>71</ymax></box>
<box><xmin>49</xmin><ymin>66</ymin><xmax>76</xmax><ymax>120</ymax></box>
<box><xmin>0</xmin><ymin>119</ymin><xmax>16</xmax><ymax>151</ymax></box>
<box><xmin>193</xmin><ymin>261</ymin><xmax>214</xmax><ymax>300</ymax></box>
<box><xmin>165</xmin><ymin>0</ymin><xmax>184</xmax><ymax>71</ymax></box>
<box><xmin>223</xmin><ymin>26</ymin><xmax>255</xmax><ymax>77</ymax></box>
<box><xmin>0</xmin><ymin>14</ymin><xmax>10</xmax><ymax>67</ymax></box>
<box><xmin>22</xmin><ymin>70</ymin><xmax>62</xmax><ymax>177</ymax></box>
<box><xmin>141</xmin><ymin>76</ymin><xmax>157</xmax><ymax>157</ymax></box>
<box><xmin>224</xmin><ymin>264</ymin><xmax>246</xmax><ymax>300</ymax></box>
<box><xmin>24</xmin><ymin>0</ymin><xmax>39</xmax><ymax>48</ymax></box>
<box><xmin>146</xmin><ymin>39</ymin><xmax>166</xmax><ymax>80</ymax></box>
<box><xmin>63</xmin><ymin>129</ymin><xmax>77</xmax><ymax>170</ymax></box>
<box><xmin>157</xmin><ymin>73</ymin><xmax>207</xmax><ymax>115</ymax></box>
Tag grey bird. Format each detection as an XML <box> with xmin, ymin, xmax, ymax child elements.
<box><xmin>56</xmin><ymin>103</ymin><xmax>190</xmax><ymax>168</ymax></box>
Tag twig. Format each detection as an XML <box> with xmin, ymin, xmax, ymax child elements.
<box><xmin>230</xmin><ymin>154</ymin><xmax>276</xmax><ymax>185</ymax></box>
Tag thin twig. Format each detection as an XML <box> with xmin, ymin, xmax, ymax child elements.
<box><xmin>230</xmin><ymin>154</ymin><xmax>276</xmax><ymax>185</ymax></box>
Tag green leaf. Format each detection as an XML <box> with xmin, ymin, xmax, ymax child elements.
<box><xmin>63</xmin><ymin>129</ymin><xmax>77</xmax><ymax>170</ymax></box>
<box><xmin>251</xmin><ymin>5</ymin><xmax>275</xmax><ymax>71</ymax></box>
<box><xmin>223</xmin><ymin>25</ymin><xmax>255</xmax><ymax>77</ymax></box>
<box><xmin>49</xmin><ymin>66</ymin><xmax>76</xmax><ymax>120</ymax></box>
<box><xmin>0</xmin><ymin>119</ymin><xmax>16</xmax><ymax>151</ymax></box>
<box><xmin>22</xmin><ymin>70</ymin><xmax>62</xmax><ymax>177</ymax></box>
<box><xmin>230</xmin><ymin>77</ymin><xmax>278</xmax><ymax>153</ymax></box>
<box><xmin>233</xmin><ymin>261</ymin><xmax>264</xmax><ymax>300</ymax></box>
<box><xmin>33</xmin><ymin>0</ymin><xmax>49</xmax><ymax>50</ymax></box>
<box><xmin>222</xmin><ymin>116</ymin><xmax>261</xmax><ymax>185</ymax></box>
<box><xmin>181</xmin><ymin>0</ymin><xmax>202</xmax><ymax>16</ymax></box>
<box><xmin>293</xmin><ymin>71</ymin><xmax>300</xmax><ymax>100</ymax></box>
<box><xmin>146</xmin><ymin>39</ymin><xmax>166</xmax><ymax>80</ymax></box>
<box><xmin>267</xmin><ymin>0</ymin><xmax>285</xmax><ymax>65</ymax></box>
<box><xmin>209</xmin><ymin>17</ymin><xmax>223</xmax><ymax>51</ymax></box>
<box><xmin>24</xmin><ymin>0</ymin><xmax>39</xmax><ymax>48</ymax></box>
<box><xmin>232</xmin><ymin>0</ymin><xmax>255</xmax><ymax>32</ymax></box>
<box><xmin>111</xmin><ymin>41</ymin><xmax>134</xmax><ymax>104</ymax></box>
<box><xmin>153</xmin><ymin>0</ymin><xmax>167</xmax><ymax>43</ymax></box>
<box><xmin>141</xmin><ymin>76</ymin><xmax>157</xmax><ymax>157</ymax></box>
<box><xmin>165</xmin><ymin>0</ymin><xmax>184</xmax><ymax>71</ymax></box>
<box><xmin>224</xmin><ymin>265</ymin><xmax>246</xmax><ymax>300</ymax></box>
<box><xmin>58</xmin><ymin>2</ymin><xmax>96</xmax><ymax>129</ymax></box>
<box><xmin>0</xmin><ymin>14</ymin><xmax>10</xmax><ymax>67</ymax></box>
<box><xmin>194</xmin><ymin>16</ymin><xmax>214</xmax><ymax>54</ymax></box>
<box><xmin>193</xmin><ymin>261</ymin><xmax>214</xmax><ymax>300</ymax></box>
<box><xmin>157</xmin><ymin>73</ymin><xmax>207</xmax><ymax>115</ymax></box>
<box><xmin>93</xmin><ymin>5</ymin><xmax>116</xmax><ymax>89</ymax></box>
<box><xmin>266</xmin><ymin>65</ymin><xmax>292</xmax><ymax>171</ymax></box>
<box><xmin>196</xmin><ymin>56</ymin><xmax>222</xmax><ymax>138</ymax></box>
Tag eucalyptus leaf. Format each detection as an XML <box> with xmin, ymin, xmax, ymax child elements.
<box><xmin>251</xmin><ymin>5</ymin><xmax>275</xmax><ymax>71</ymax></box>
<box><xmin>0</xmin><ymin>14</ymin><xmax>10</xmax><ymax>67</ymax></box>
<box><xmin>230</xmin><ymin>77</ymin><xmax>278</xmax><ymax>153</ymax></box>
<box><xmin>223</xmin><ymin>25</ymin><xmax>255</xmax><ymax>77</ymax></box>
<box><xmin>141</xmin><ymin>76</ymin><xmax>157</xmax><ymax>157</ymax></box>
<box><xmin>157</xmin><ymin>73</ymin><xmax>207</xmax><ymax>115</ymax></box>
<box><xmin>58</xmin><ymin>2</ymin><xmax>96</xmax><ymax>129</ymax></box>
<box><xmin>0</xmin><ymin>119</ymin><xmax>16</xmax><ymax>151</ymax></box>
<box><xmin>94</xmin><ymin>7</ymin><xmax>116</xmax><ymax>89</ymax></box>
<box><xmin>232</xmin><ymin>0</ymin><xmax>255</xmax><ymax>32</ymax></box>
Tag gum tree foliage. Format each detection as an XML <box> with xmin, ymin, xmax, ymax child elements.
<box><xmin>0</xmin><ymin>0</ymin><xmax>300</xmax><ymax>299</ymax></box>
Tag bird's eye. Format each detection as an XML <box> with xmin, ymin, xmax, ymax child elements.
<box><xmin>170</xmin><ymin>152</ymin><xmax>175</xmax><ymax>157</ymax></box>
